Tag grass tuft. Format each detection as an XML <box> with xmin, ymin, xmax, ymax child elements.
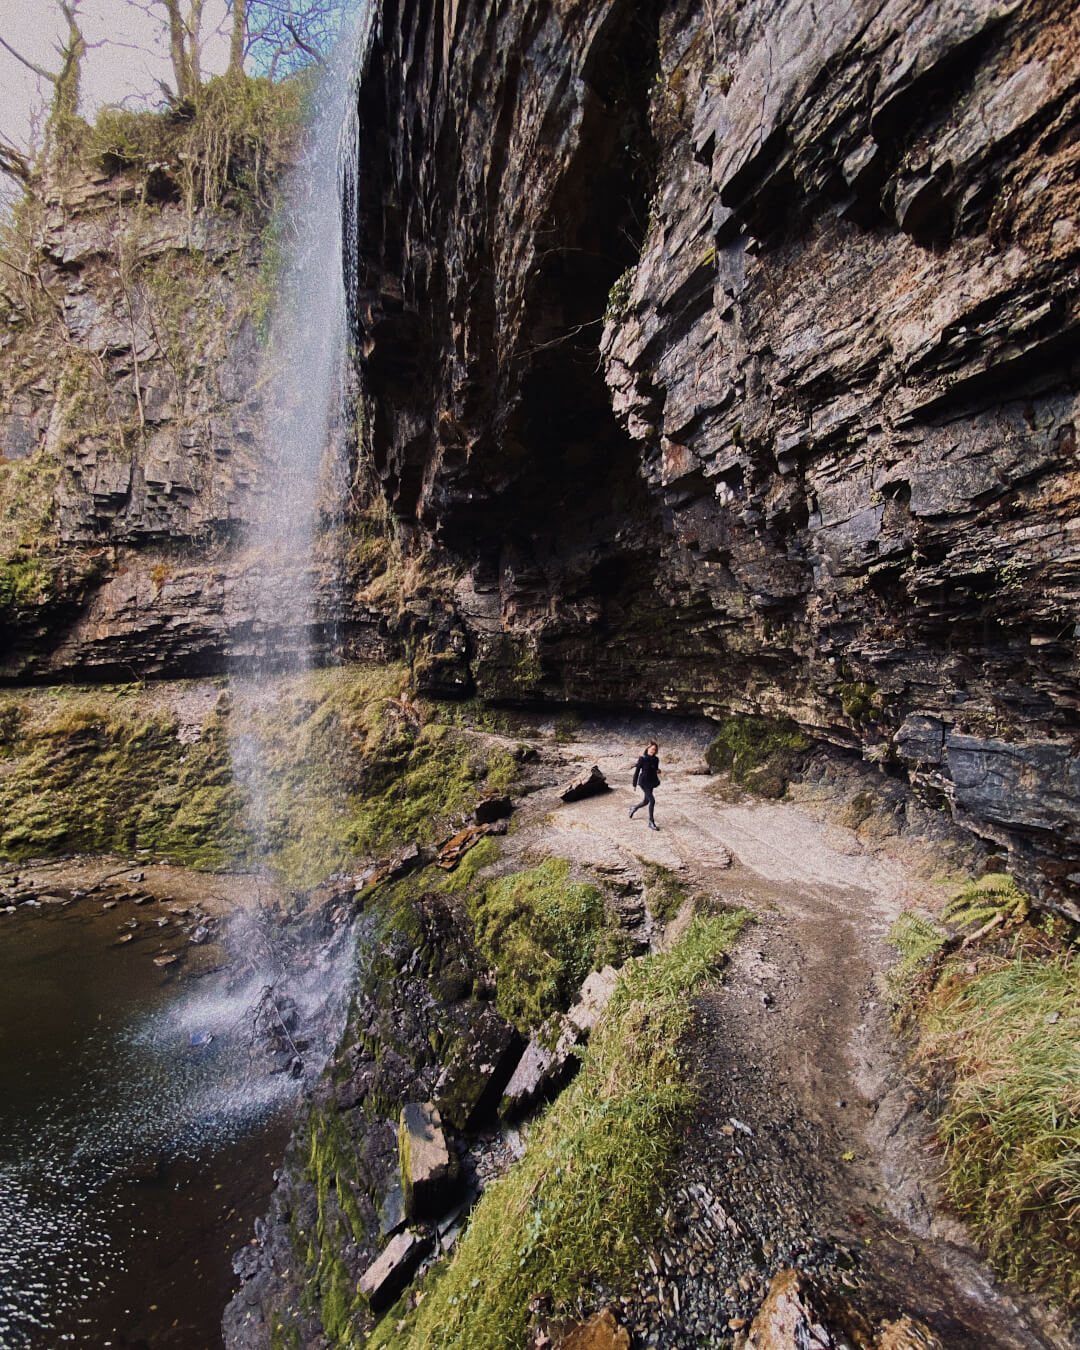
<box><xmin>913</xmin><ymin>950</ymin><xmax>1080</xmax><ymax>1309</ymax></box>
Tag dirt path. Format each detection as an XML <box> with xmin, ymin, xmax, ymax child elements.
<box><xmin>498</xmin><ymin>718</ymin><xmax>1074</xmax><ymax>1350</ymax></box>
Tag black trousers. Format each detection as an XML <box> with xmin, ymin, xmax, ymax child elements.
<box><xmin>631</xmin><ymin>785</ymin><xmax>656</xmax><ymax>822</ymax></box>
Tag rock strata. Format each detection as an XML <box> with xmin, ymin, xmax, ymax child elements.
<box><xmin>348</xmin><ymin>0</ymin><xmax>1080</xmax><ymax>911</ymax></box>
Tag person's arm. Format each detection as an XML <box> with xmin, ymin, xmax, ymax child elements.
<box><xmin>632</xmin><ymin>758</ymin><xmax>640</xmax><ymax>787</ymax></box>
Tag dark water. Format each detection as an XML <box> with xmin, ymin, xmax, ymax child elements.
<box><xmin>0</xmin><ymin>899</ymin><xmax>298</xmax><ymax>1349</ymax></box>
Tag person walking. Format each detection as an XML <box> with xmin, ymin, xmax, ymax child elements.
<box><xmin>629</xmin><ymin>740</ymin><xmax>661</xmax><ymax>830</ymax></box>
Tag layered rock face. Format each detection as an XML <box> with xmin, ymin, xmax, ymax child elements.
<box><xmin>350</xmin><ymin>0</ymin><xmax>1080</xmax><ymax>908</ymax></box>
<box><xmin>0</xmin><ymin>148</ymin><xmax>388</xmax><ymax>678</ymax></box>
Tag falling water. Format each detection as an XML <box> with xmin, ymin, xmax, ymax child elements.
<box><xmin>230</xmin><ymin>1</ymin><xmax>378</xmax><ymax>852</ymax></box>
<box><xmin>236</xmin><ymin>0</ymin><xmax>377</xmax><ymax>675</ymax></box>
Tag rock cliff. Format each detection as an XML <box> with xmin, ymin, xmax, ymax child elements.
<box><xmin>0</xmin><ymin>103</ymin><xmax>390</xmax><ymax>680</ymax></box>
<box><xmin>349</xmin><ymin>0</ymin><xmax>1080</xmax><ymax>911</ymax></box>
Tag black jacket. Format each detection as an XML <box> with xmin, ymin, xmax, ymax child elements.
<box><xmin>633</xmin><ymin>754</ymin><xmax>660</xmax><ymax>790</ymax></box>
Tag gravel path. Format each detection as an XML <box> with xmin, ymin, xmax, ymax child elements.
<box><xmin>497</xmin><ymin>717</ymin><xmax>1074</xmax><ymax>1350</ymax></box>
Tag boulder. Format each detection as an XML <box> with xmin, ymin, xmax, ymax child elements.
<box><xmin>566</xmin><ymin>966</ymin><xmax>619</xmax><ymax>1035</ymax></box>
<box><xmin>559</xmin><ymin>765</ymin><xmax>610</xmax><ymax>802</ymax></box>
<box><xmin>740</xmin><ymin>1270</ymin><xmax>943</xmax><ymax>1349</ymax></box>
<box><xmin>432</xmin><ymin>1003</ymin><xmax>522</xmax><ymax>1130</ymax></box>
<box><xmin>499</xmin><ymin>1016</ymin><xmax>581</xmax><ymax>1119</ymax></box>
<box><xmin>357</xmin><ymin>1227</ymin><xmax>433</xmax><ymax>1312</ymax></box>
<box><xmin>398</xmin><ymin>1102</ymin><xmax>459</xmax><ymax>1220</ymax></box>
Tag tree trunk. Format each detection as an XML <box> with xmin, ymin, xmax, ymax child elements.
<box><xmin>229</xmin><ymin>0</ymin><xmax>247</xmax><ymax>75</ymax></box>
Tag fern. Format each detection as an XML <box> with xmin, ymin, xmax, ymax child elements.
<box><xmin>943</xmin><ymin>872</ymin><xmax>1029</xmax><ymax>931</ymax></box>
<box><xmin>886</xmin><ymin>910</ymin><xmax>947</xmax><ymax>1005</ymax></box>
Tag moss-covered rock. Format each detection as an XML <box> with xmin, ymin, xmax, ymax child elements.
<box><xmin>466</xmin><ymin>858</ymin><xmax>607</xmax><ymax>1033</ymax></box>
<box><xmin>705</xmin><ymin>714</ymin><xmax>813</xmax><ymax>798</ymax></box>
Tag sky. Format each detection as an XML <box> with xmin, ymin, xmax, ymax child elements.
<box><xmin>0</xmin><ymin>0</ymin><xmax>232</xmax><ymax>154</ymax></box>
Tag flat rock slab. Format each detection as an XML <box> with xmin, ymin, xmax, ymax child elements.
<box><xmin>358</xmin><ymin>1227</ymin><xmax>433</xmax><ymax>1313</ymax></box>
<box><xmin>567</xmin><ymin>965</ymin><xmax>619</xmax><ymax>1036</ymax></box>
<box><xmin>559</xmin><ymin>765</ymin><xmax>610</xmax><ymax>802</ymax></box>
<box><xmin>399</xmin><ymin>1101</ymin><xmax>459</xmax><ymax>1219</ymax></box>
<box><xmin>499</xmin><ymin>1016</ymin><xmax>581</xmax><ymax>1120</ymax></box>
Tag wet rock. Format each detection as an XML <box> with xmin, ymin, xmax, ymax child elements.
<box><xmin>742</xmin><ymin>1269</ymin><xmax>855</xmax><ymax>1348</ymax></box>
<box><xmin>357</xmin><ymin>1227</ymin><xmax>433</xmax><ymax>1313</ymax></box>
<box><xmin>398</xmin><ymin>1102</ymin><xmax>459</xmax><ymax>1220</ymax></box>
<box><xmin>559</xmin><ymin>766</ymin><xmax>610</xmax><ymax>803</ymax></box>
<box><xmin>432</xmin><ymin>1002</ymin><xmax>522</xmax><ymax>1130</ymax></box>
<box><xmin>377</xmin><ymin>1182</ymin><xmax>406</xmax><ymax>1239</ymax></box>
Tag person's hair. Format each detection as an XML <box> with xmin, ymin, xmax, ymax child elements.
<box><xmin>645</xmin><ymin>741</ymin><xmax>658</xmax><ymax>753</ymax></box>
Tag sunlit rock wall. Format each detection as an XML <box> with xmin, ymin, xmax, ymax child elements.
<box><xmin>350</xmin><ymin>0</ymin><xmax>1080</xmax><ymax>908</ymax></box>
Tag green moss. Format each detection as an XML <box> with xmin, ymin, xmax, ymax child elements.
<box><xmin>553</xmin><ymin>712</ymin><xmax>581</xmax><ymax>744</ymax></box>
<box><xmin>297</xmin><ymin>1104</ymin><xmax>371</xmax><ymax>1342</ymax></box>
<box><xmin>642</xmin><ymin>860</ymin><xmax>687</xmax><ymax>922</ymax></box>
<box><xmin>705</xmin><ymin>714</ymin><xmax>812</xmax><ymax>798</ymax></box>
<box><xmin>0</xmin><ymin>665</ymin><xmax>511</xmax><ymax>884</ymax></box>
<box><xmin>367</xmin><ymin>911</ymin><xmax>750</xmax><ymax>1350</ymax></box>
<box><xmin>0</xmin><ymin>691</ymin><xmax>247</xmax><ymax>866</ymax></box>
<box><xmin>471</xmin><ymin>633</ymin><xmax>544</xmax><ymax>701</ymax></box>
<box><xmin>604</xmin><ymin>267</ymin><xmax>635</xmax><ymax>327</ymax></box>
<box><xmin>467</xmin><ymin>859</ymin><xmax>606</xmax><ymax>1033</ymax></box>
<box><xmin>347</xmin><ymin>719</ymin><xmax>516</xmax><ymax>858</ymax></box>
<box><xmin>837</xmin><ymin>681</ymin><xmax>882</xmax><ymax>725</ymax></box>
<box><xmin>0</xmin><ymin>558</ymin><xmax>49</xmax><ymax>612</ymax></box>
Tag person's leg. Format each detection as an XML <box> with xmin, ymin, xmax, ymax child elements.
<box><xmin>646</xmin><ymin>787</ymin><xmax>656</xmax><ymax>826</ymax></box>
<box><xmin>629</xmin><ymin>792</ymin><xmax>643</xmax><ymax>817</ymax></box>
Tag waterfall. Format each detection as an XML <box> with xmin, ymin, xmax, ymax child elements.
<box><xmin>235</xmin><ymin>1</ymin><xmax>377</xmax><ymax>677</ymax></box>
<box><xmin>229</xmin><ymin>2</ymin><xmax>378</xmax><ymax>868</ymax></box>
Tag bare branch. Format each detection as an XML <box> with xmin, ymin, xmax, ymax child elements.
<box><xmin>0</xmin><ymin>134</ymin><xmax>32</xmax><ymax>183</ymax></box>
<box><xmin>284</xmin><ymin>18</ymin><xmax>324</xmax><ymax>66</ymax></box>
<box><xmin>0</xmin><ymin>34</ymin><xmax>59</xmax><ymax>86</ymax></box>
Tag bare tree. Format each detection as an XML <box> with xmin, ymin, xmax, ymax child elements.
<box><xmin>0</xmin><ymin>0</ymin><xmax>86</xmax><ymax>167</ymax></box>
<box><xmin>241</xmin><ymin>0</ymin><xmax>349</xmax><ymax>79</ymax></box>
<box><xmin>121</xmin><ymin>0</ymin><xmax>208</xmax><ymax>103</ymax></box>
<box><xmin>229</xmin><ymin>0</ymin><xmax>248</xmax><ymax>75</ymax></box>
